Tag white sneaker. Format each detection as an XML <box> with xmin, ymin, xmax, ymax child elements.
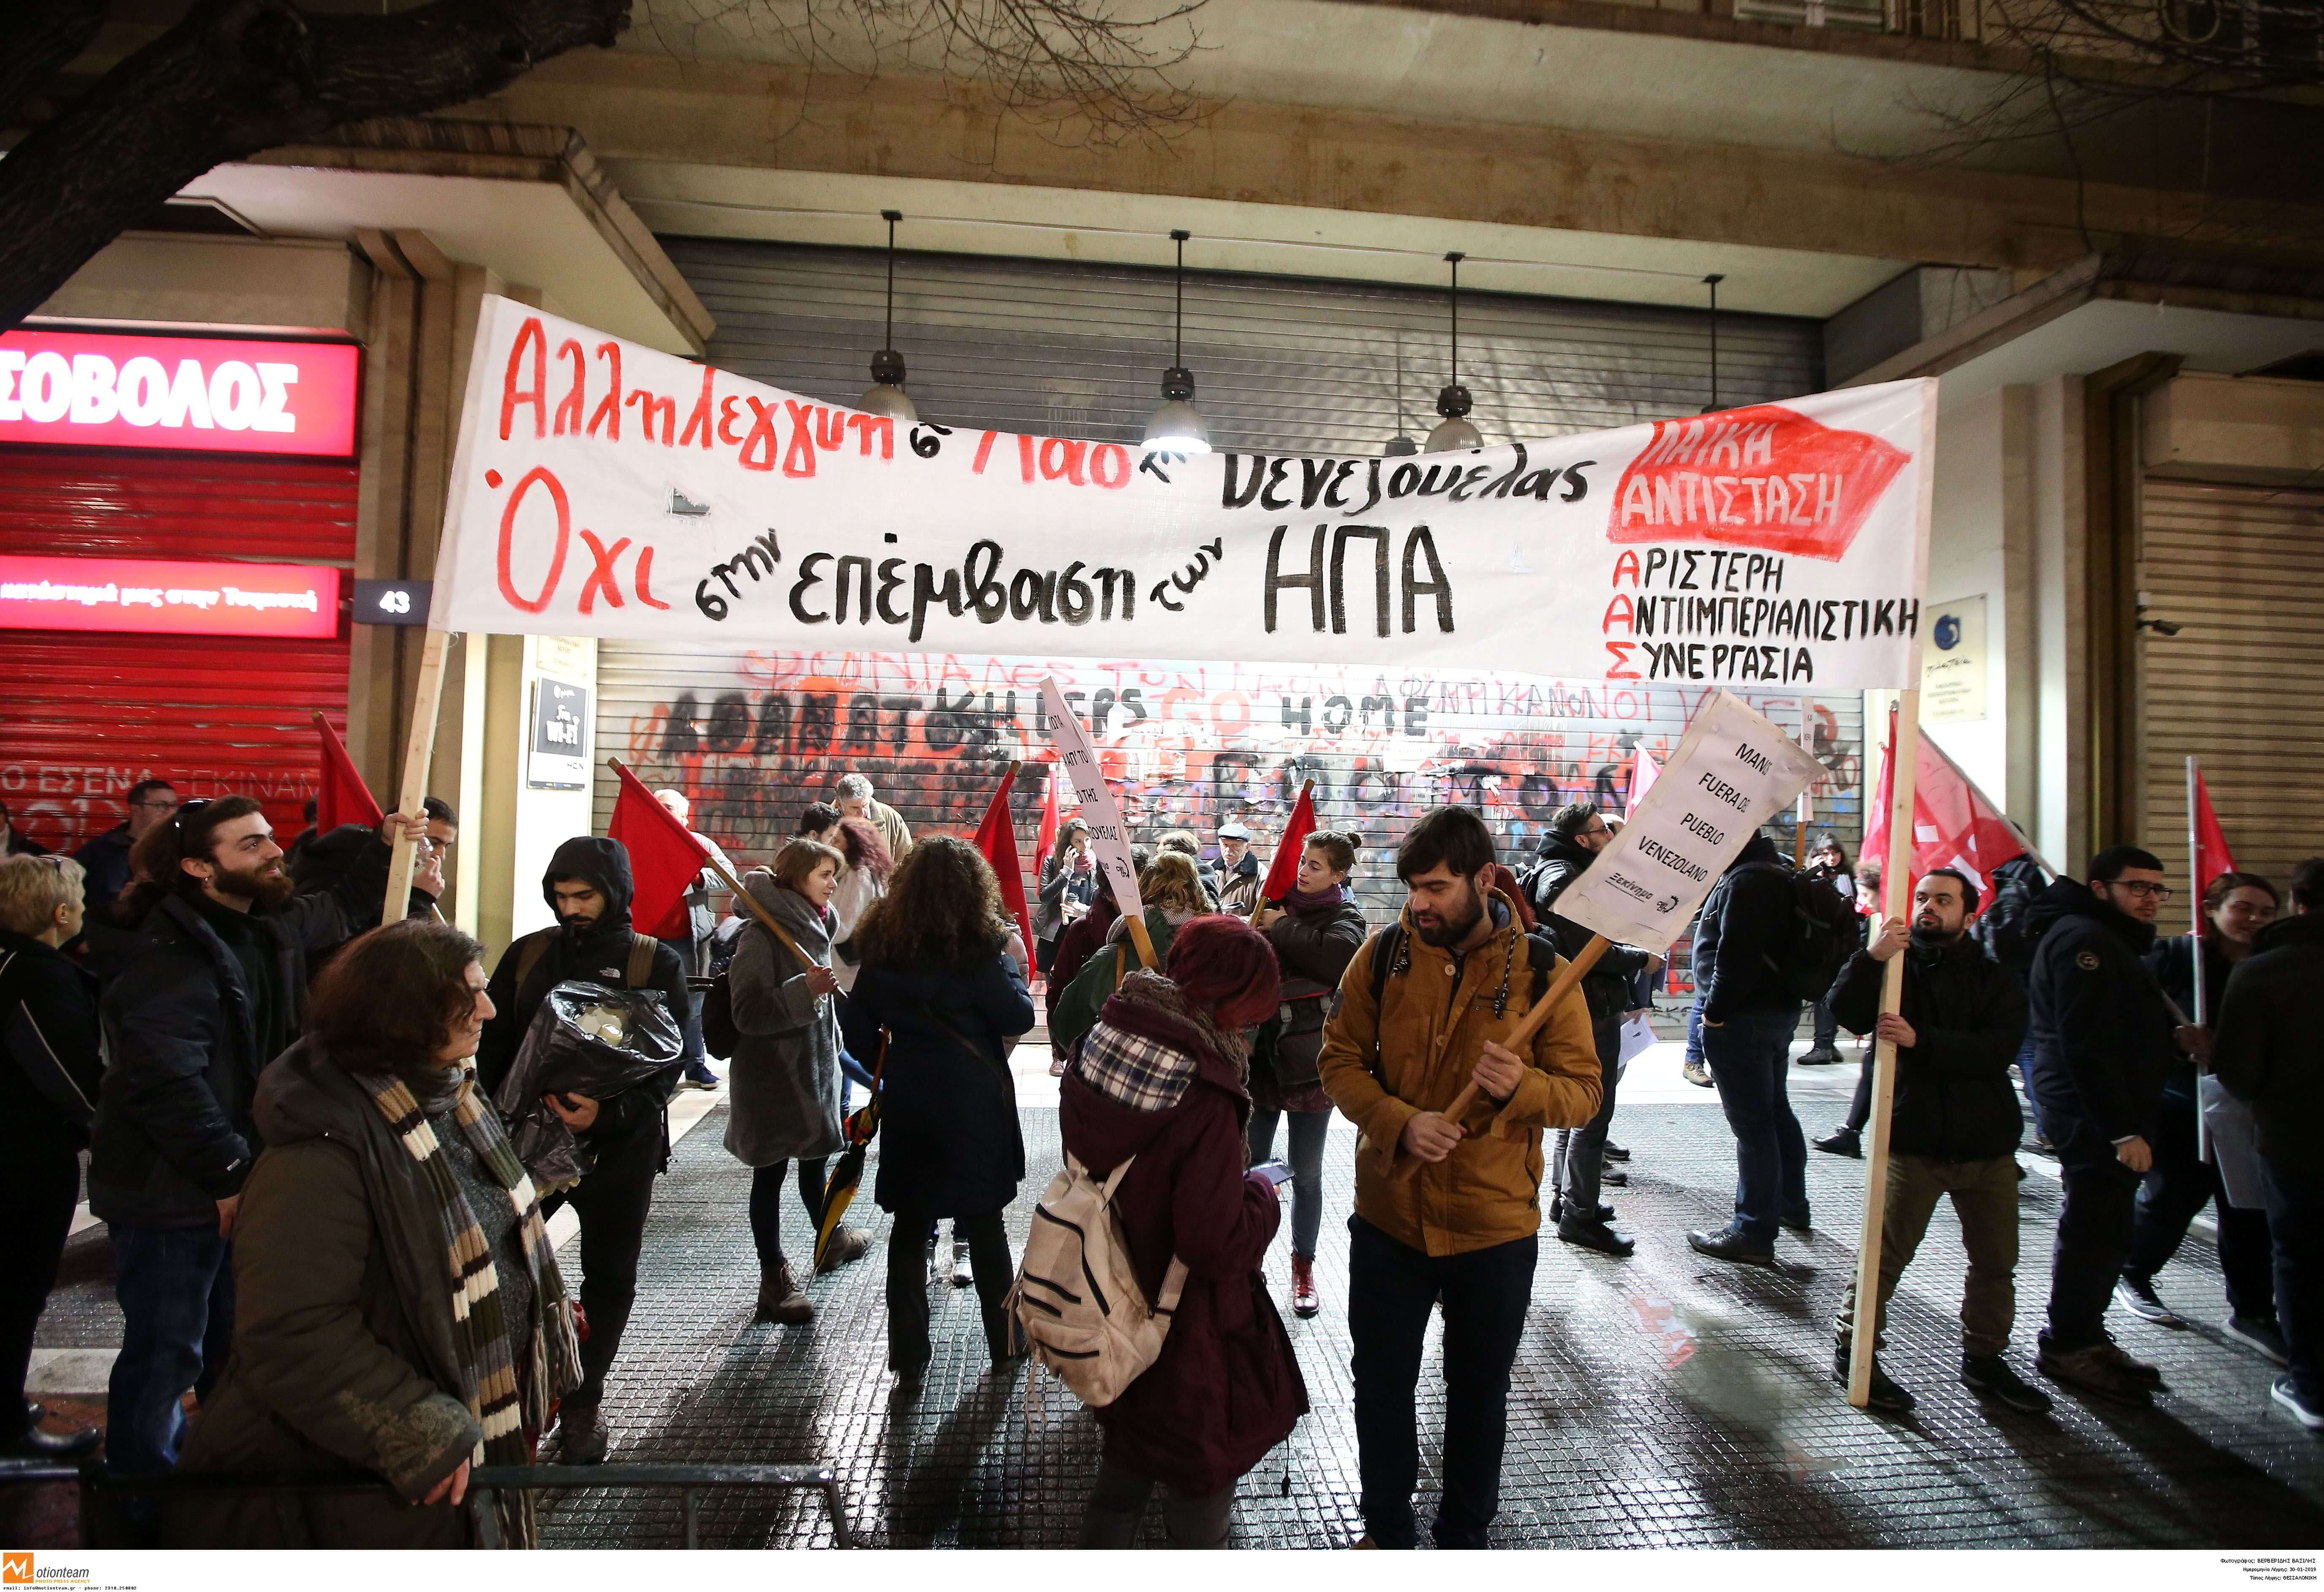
<box><xmin>2273</xmin><ymin>1377</ymin><xmax>2324</xmax><ymax>1430</ymax></box>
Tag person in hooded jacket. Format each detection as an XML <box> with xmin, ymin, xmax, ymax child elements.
<box><xmin>2023</xmin><ymin>844</ymin><xmax>2187</xmax><ymax>1402</ymax></box>
<box><xmin>168</xmin><ymin>918</ymin><xmax>578</xmax><ymax>1548</ymax></box>
<box><xmin>1826</xmin><ymin>869</ymin><xmax>2047</xmax><ymax>1416</ymax></box>
<box><xmin>837</xmin><ymin>837</ymin><xmax>1036</xmax><ymax>1386</ymax></box>
<box><xmin>93</xmin><ymin>797</ymin><xmax>438</xmax><ymax>1493</ymax></box>
<box><xmin>2214</xmin><ymin>857</ymin><xmax>2324</xmax><ymax>1429</ymax></box>
<box><xmin>726</xmin><ymin>840</ymin><xmax>869</xmax><ymax>1327</ymax></box>
<box><xmin>475</xmin><ymin>835</ymin><xmax>687</xmax><ymax>1462</ymax></box>
<box><xmin>1250</xmin><ymin>829</ymin><xmax>1368</xmax><ymax>1320</ymax></box>
<box><xmin>1065</xmin><ymin>914</ymin><xmax>1308</xmax><ymax>1547</ymax></box>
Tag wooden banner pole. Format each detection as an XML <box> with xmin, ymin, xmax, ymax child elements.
<box><xmin>1432</xmin><ymin>935</ymin><xmax>1610</xmax><ymax>1127</ymax></box>
<box><xmin>1248</xmin><ymin>779</ymin><xmax>1315</xmax><ymax>924</ymax></box>
<box><xmin>1848</xmin><ymin>687</ymin><xmax>1922</xmax><ymax>1408</ymax></box>
<box><xmin>382</xmin><ymin>628</ymin><xmax>453</xmax><ymax>924</ymax></box>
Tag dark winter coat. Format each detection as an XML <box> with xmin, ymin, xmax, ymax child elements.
<box><xmin>1210</xmin><ymin>850</ymin><xmax>1262</xmax><ymax>915</ymax></box>
<box><xmin>90</xmin><ymin>830</ymin><xmax>414</xmax><ymax>1229</ymax></box>
<box><xmin>1047</xmin><ymin>908</ymin><xmax>1191</xmax><ymax>1059</ymax></box>
<box><xmin>71</xmin><ymin>822</ymin><xmax>136</xmax><ymax>916</ymax></box>
<box><xmin>1527</xmin><ymin>835</ymin><xmax>1652</xmax><ymax>1024</ymax></box>
<box><xmin>1060</xmin><ymin>979</ymin><xmax>1307</xmax><ymax>1496</ymax></box>
<box><xmin>169</xmin><ymin>1044</ymin><xmax>529</xmax><ymax>1547</ymax></box>
<box><xmin>1976</xmin><ymin>855</ymin><xmax>2050</xmax><ymax>982</ymax></box>
<box><xmin>476</xmin><ymin>835</ymin><xmax>686</xmax><ymax>1154</ymax></box>
<box><xmin>2024</xmin><ymin>878</ymin><xmax>2178</xmax><ymax>1164</ymax></box>
<box><xmin>840</xmin><ymin>951</ymin><xmax>1036</xmax><ymax>1218</ymax></box>
<box><xmin>1034</xmin><ymin>845</ymin><xmax>1097</xmax><ymax>943</ymax></box>
<box><xmin>2145</xmin><ymin>932</ymin><xmax>2239</xmax><ymax>1106</ymax></box>
<box><xmin>1692</xmin><ymin>834</ymin><xmax>1801</xmax><ymax>1024</ymax></box>
<box><xmin>1826</xmin><ymin>932</ymin><xmax>2026</xmax><ymax>1161</ymax></box>
<box><xmin>0</xmin><ymin>929</ymin><xmax>104</xmax><ymax>1156</ymax></box>
<box><xmin>2214</xmin><ymin>912</ymin><xmax>2324</xmax><ymax>1175</ymax></box>
<box><xmin>723</xmin><ymin>872</ymin><xmax>845</xmax><ymax>1166</ymax></box>
<box><xmin>1253</xmin><ymin>890</ymin><xmax>1366</xmax><ymax>1110</ymax></box>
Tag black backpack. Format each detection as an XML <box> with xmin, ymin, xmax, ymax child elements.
<box><xmin>1976</xmin><ymin>856</ymin><xmax>2049</xmax><ymax>979</ymax></box>
<box><xmin>1719</xmin><ymin>861</ymin><xmax>1856</xmax><ymax>1005</ymax></box>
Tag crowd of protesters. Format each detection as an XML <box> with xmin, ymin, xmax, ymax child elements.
<box><xmin>3</xmin><ymin>756</ymin><xmax>2318</xmax><ymax>1553</ymax></box>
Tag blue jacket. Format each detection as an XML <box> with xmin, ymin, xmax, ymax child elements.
<box><xmin>841</xmin><ymin>952</ymin><xmax>1035</xmax><ymax>1218</ymax></box>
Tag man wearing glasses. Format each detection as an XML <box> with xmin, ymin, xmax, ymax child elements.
<box><xmin>2025</xmin><ymin>844</ymin><xmax>2190</xmax><ymax>1403</ymax></box>
<box><xmin>73</xmin><ymin>779</ymin><xmax>180</xmax><ymax>918</ymax></box>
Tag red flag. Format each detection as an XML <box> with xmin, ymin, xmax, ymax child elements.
<box><xmin>1035</xmin><ymin>764</ymin><xmax>1062</xmax><ymax>875</ymax></box>
<box><xmin>2193</xmin><ymin>766</ymin><xmax>2237</xmax><ymax>895</ymax></box>
<box><xmin>973</xmin><ymin>766</ymin><xmax>1035</xmax><ymax>969</ymax></box>
<box><xmin>1861</xmin><ymin>713</ymin><xmax>1896</xmax><ymax>915</ymax></box>
<box><xmin>313</xmin><ymin>714</ymin><xmax>382</xmax><ymax>832</ymax></box>
<box><xmin>1862</xmin><ymin>714</ymin><xmax>2030</xmax><ymax>913</ymax></box>
<box><xmin>608</xmin><ymin>761</ymin><xmax>712</xmax><ymax>940</ymax></box>
<box><xmin>1259</xmin><ymin>783</ymin><xmax>1319</xmax><ymax>906</ymax></box>
<box><xmin>1624</xmin><ymin>746</ymin><xmax>1660</xmax><ymax>822</ymax></box>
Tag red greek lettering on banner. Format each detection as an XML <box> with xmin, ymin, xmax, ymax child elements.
<box><xmin>496</xmin><ymin>466</ymin><xmax>571</xmax><ymax>614</ymax></box>
<box><xmin>1607</xmin><ymin>404</ymin><xmax>1908</xmax><ymax>561</ymax></box>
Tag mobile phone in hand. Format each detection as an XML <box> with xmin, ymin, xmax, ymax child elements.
<box><xmin>1251</xmin><ymin>1159</ymin><xmax>1294</xmax><ymax>1187</ymax></box>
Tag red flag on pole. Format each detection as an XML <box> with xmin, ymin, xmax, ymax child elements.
<box><xmin>2192</xmin><ymin>765</ymin><xmax>2237</xmax><ymax>895</ymax></box>
<box><xmin>608</xmin><ymin>760</ymin><xmax>712</xmax><ymax>940</ymax></box>
<box><xmin>1034</xmin><ymin>763</ymin><xmax>1062</xmax><ymax>876</ymax></box>
<box><xmin>1624</xmin><ymin>746</ymin><xmax>1661</xmax><ymax>822</ymax></box>
<box><xmin>1257</xmin><ymin>782</ymin><xmax>1319</xmax><ymax>909</ymax></box>
<box><xmin>1861</xmin><ymin>713</ymin><xmax>2031</xmax><ymax>912</ymax></box>
<box><xmin>973</xmin><ymin>765</ymin><xmax>1035</xmax><ymax>970</ymax></box>
<box><xmin>313</xmin><ymin>713</ymin><xmax>383</xmax><ymax>832</ymax></box>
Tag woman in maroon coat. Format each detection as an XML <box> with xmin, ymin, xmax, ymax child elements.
<box><xmin>1060</xmin><ymin>914</ymin><xmax>1309</xmax><ymax>1548</ymax></box>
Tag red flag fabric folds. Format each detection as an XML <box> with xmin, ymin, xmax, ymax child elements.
<box><xmin>1259</xmin><ymin>784</ymin><xmax>1318</xmax><ymax>906</ymax></box>
<box><xmin>1035</xmin><ymin>762</ymin><xmax>1062</xmax><ymax>877</ymax></box>
<box><xmin>314</xmin><ymin>714</ymin><xmax>383</xmax><ymax>832</ymax></box>
<box><xmin>1862</xmin><ymin>715</ymin><xmax>2029</xmax><ymax>912</ymax></box>
<box><xmin>2193</xmin><ymin>767</ymin><xmax>2237</xmax><ymax>895</ymax></box>
<box><xmin>974</xmin><ymin>766</ymin><xmax>1035</xmax><ymax>970</ymax></box>
<box><xmin>608</xmin><ymin>761</ymin><xmax>712</xmax><ymax>941</ymax></box>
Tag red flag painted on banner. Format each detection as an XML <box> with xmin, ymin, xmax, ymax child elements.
<box><xmin>1625</xmin><ymin>747</ymin><xmax>1661</xmax><ymax>822</ymax></box>
<box><xmin>608</xmin><ymin>761</ymin><xmax>711</xmax><ymax>940</ymax></box>
<box><xmin>1862</xmin><ymin>717</ymin><xmax>2028</xmax><ymax>911</ymax></box>
<box><xmin>974</xmin><ymin>767</ymin><xmax>1035</xmax><ymax>970</ymax></box>
<box><xmin>314</xmin><ymin>714</ymin><xmax>383</xmax><ymax>832</ymax></box>
<box><xmin>1259</xmin><ymin>784</ymin><xmax>1319</xmax><ymax>906</ymax></box>
<box><xmin>2193</xmin><ymin>767</ymin><xmax>2237</xmax><ymax>895</ymax></box>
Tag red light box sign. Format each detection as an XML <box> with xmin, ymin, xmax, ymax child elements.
<box><xmin>0</xmin><ymin>555</ymin><xmax>341</xmax><ymax>638</ymax></box>
<box><xmin>0</xmin><ymin>330</ymin><xmax>360</xmax><ymax>457</ymax></box>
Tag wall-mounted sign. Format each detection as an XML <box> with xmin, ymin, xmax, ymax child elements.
<box><xmin>352</xmin><ymin>578</ymin><xmax>432</xmax><ymax>626</ymax></box>
<box><xmin>529</xmin><ymin>675</ymin><xmax>591</xmax><ymax>789</ymax></box>
<box><xmin>0</xmin><ymin>554</ymin><xmax>340</xmax><ymax>638</ymax></box>
<box><xmin>0</xmin><ymin>329</ymin><xmax>360</xmax><ymax>458</ymax></box>
<box><xmin>1921</xmin><ymin>593</ymin><xmax>1987</xmax><ymax>723</ymax></box>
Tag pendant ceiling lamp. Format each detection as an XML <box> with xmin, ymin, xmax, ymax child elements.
<box><xmin>856</xmin><ymin>209</ymin><xmax>917</xmax><ymax>422</ymax></box>
<box><xmin>1141</xmin><ymin>229</ymin><xmax>1210</xmax><ymax>455</ymax></box>
<box><xmin>1700</xmin><ymin>272</ymin><xmax>1725</xmax><ymax>414</ymax></box>
<box><xmin>1385</xmin><ymin>332</ymin><xmax>1418</xmax><ymax>457</ymax></box>
<box><xmin>1424</xmin><ymin>251</ymin><xmax>1483</xmax><ymax>453</ymax></box>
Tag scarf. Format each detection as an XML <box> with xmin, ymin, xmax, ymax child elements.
<box><xmin>1279</xmin><ymin>881</ymin><xmax>1354</xmax><ymax>915</ymax></box>
<box><xmin>359</xmin><ymin>1071</ymin><xmax>583</xmax><ymax>1549</ymax></box>
<box><xmin>1113</xmin><ymin>967</ymin><xmax>1252</xmax><ymax>1074</ymax></box>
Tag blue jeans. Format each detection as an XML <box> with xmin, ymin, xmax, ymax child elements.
<box><xmin>1686</xmin><ymin>990</ymin><xmax>1705</xmax><ymax>1069</ymax></box>
<box><xmin>1703</xmin><ymin>1005</ymin><xmax>1808</xmax><ymax>1244</ymax></box>
<box><xmin>2260</xmin><ymin>1157</ymin><xmax>2324</xmax><ymax>1404</ymax></box>
<box><xmin>1247</xmin><ymin>1107</ymin><xmax>1329</xmax><ymax>1258</ymax></box>
<box><xmin>1347</xmin><ymin>1217</ymin><xmax>1536</xmax><ymax>1549</ymax></box>
<box><xmin>659</xmin><ymin>935</ymin><xmax>711</xmax><ymax>1073</ymax></box>
<box><xmin>106</xmin><ymin>1223</ymin><xmax>234</xmax><ymax>1476</ymax></box>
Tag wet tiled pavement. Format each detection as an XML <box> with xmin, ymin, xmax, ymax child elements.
<box><xmin>21</xmin><ymin>1055</ymin><xmax>2324</xmax><ymax>1550</ymax></box>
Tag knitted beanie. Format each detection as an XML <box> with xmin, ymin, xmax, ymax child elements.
<box><xmin>1164</xmin><ymin>913</ymin><xmax>1283</xmax><ymax>1029</ymax></box>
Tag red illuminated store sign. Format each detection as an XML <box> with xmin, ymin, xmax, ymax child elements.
<box><xmin>0</xmin><ymin>555</ymin><xmax>341</xmax><ymax>638</ymax></box>
<box><xmin>0</xmin><ymin>329</ymin><xmax>359</xmax><ymax>457</ymax></box>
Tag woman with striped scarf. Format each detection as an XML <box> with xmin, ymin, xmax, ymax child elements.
<box><xmin>169</xmin><ymin>919</ymin><xmax>581</xmax><ymax>1549</ymax></box>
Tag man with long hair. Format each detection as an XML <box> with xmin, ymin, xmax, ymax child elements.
<box><xmin>92</xmin><ymin>796</ymin><xmax>436</xmax><ymax>1498</ymax></box>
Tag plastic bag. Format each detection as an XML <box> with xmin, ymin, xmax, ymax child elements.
<box><xmin>495</xmin><ymin>981</ymin><xmax>682</xmax><ymax>1190</ymax></box>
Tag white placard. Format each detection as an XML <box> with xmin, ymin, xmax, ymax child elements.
<box><xmin>432</xmin><ymin>296</ymin><xmax>1934</xmax><ymax>690</ymax></box>
<box><xmin>1555</xmin><ymin>690</ymin><xmax>1826</xmax><ymax>951</ymax></box>
<box><xmin>1038</xmin><ymin>677</ymin><xmax>1143</xmax><ymax>931</ymax></box>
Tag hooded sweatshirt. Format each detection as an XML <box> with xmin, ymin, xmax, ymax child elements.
<box><xmin>476</xmin><ymin>835</ymin><xmax>689</xmax><ymax>1142</ymax></box>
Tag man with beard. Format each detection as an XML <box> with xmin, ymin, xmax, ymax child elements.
<box><xmin>476</xmin><ymin>836</ymin><xmax>689</xmax><ymax>1463</ymax></box>
<box><xmin>1524</xmin><ymin>801</ymin><xmax>1662</xmax><ymax>1257</ymax></box>
<box><xmin>2024</xmin><ymin>844</ymin><xmax>2185</xmax><ymax>1403</ymax></box>
<box><xmin>1319</xmin><ymin>805</ymin><xmax>1600</xmax><ymax>1549</ymax></box>
<box><xmin>1827</xmin><ymin>869</ymin><xmax>2047</xmax><ymax>1415</ymax></box>
<box><xmin>93</xmin><ymin>796</ymin><xmax>438</xmax><ymax>1491</ymax></box>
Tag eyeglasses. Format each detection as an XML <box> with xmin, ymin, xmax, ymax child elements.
<box><xmin>2109</xmin><ymin>880</ymin><xmax>2173</xmax><ymax>901</ymax></box>
<box><xmin>132</xmin><ymin>796</ymin><xmax>181</xmax><ymax>813</ymax></box>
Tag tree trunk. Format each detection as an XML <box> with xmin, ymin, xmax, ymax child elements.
<box><xmin>0</xmin><ymin>0</ymin><xmax>632</xmax><ymax>331</ymax></box>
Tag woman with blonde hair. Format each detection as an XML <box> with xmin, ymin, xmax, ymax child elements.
<box><xmin>1046</xmin><ymin>850</ymin><xmax>1213</xmax><ymax>1058</ymax></box>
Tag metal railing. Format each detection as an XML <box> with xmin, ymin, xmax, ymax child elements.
<box><xmin>0</xmin><ymin>1460</ymin><xmax>851</xmax><ymax>1549</ymax></box>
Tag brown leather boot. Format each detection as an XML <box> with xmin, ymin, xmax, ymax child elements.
<box><xmin>756</xmin><ymin>1260</ymin><xmax>812</xmax><ymax>1324</ymax></box>
<box><xmin>1291</xmin><ymin>1253</ymin><xmax>1320</xmax><ymax>1319</ymax></box>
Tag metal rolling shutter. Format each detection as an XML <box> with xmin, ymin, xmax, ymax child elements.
<box><xmin>594</xmin><ymin>242</ymin><xmax>1859</xmax><ymax>935</ymax></box>
<box><xmin>0</xmin><ymin>447</ymin><xmax>359</xmax><ymax>854</ymax></box>
<box><xmin>2139</xmin><ymin>479</ymin><xmax>2324</xmax><ymax>893</ymax></box>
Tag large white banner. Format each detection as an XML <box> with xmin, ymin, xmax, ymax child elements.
<box><xmin>1558</xmin><ymin>690</ymin><xmax>1827</xmax><ymax>951</ymax></box>
<box><xmin>436</xmin><ymin>297</ymin><xmax>1934</xmax><ymax>689</ymax></box>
